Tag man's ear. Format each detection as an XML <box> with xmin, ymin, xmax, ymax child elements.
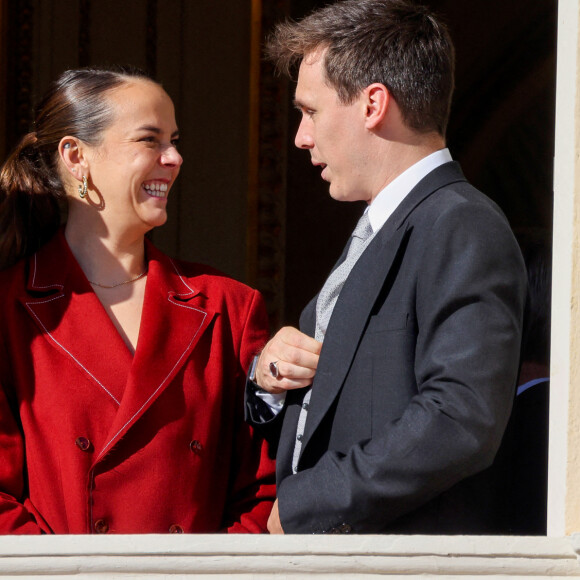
<box><xmin>58</xmin><ymin>137</ymin><xmax>88</xmax><ymax>182</ymax></box>
<box><xmin>364</xmin><ymin>83</ymin><xmax>390</xmax><ymax>129</ymax></box>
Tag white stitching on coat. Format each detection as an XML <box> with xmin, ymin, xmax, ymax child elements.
<box><xmin>25</xmin><ymin>296</ymin><xmax>121</xmax><ymax>405</ymax></box>
<box><xmin>31</xmin><ymin>253</ymin><xmax>64</xmax><ymax>290</ymax></box>
<box><xmin>97</xmin><ymin>263</ymin><xmax>208</xmax><ymax>460</ymax></box>
<box><xmin>169</xmin><ymin>258</ymin><xmax>195</xmax><ymax>294</ymax></box>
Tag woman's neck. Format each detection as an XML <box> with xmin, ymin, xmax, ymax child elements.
<box><xmin>64</xmin><ymin>221</ymin><xmax>148</xmax><ymax>287</ymax></box>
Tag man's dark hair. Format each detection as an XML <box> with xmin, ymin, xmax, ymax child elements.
<box><xmin>266</xmin><ymin>0</ymin><xmax>455</xmax><ymax>136</ymax></box>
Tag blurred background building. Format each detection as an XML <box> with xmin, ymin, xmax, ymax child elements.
<box><xmin>0</xmin><ymin>0</ymin><xmax>556</xmax><ymax>330</ymax></box>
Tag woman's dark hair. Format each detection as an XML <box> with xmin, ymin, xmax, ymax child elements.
<box><xmin>0</xmin><ymin>65</ymin><xmax>155</xmax><ymax>270</ymax></box>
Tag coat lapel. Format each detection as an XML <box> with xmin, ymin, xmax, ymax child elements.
<box><xmin>96</xmin><ymin>243</ymin><xmax>215</xmax><ymax>461</ymax></box>
<box><xmin>299</xmin><ymin>161</ymin><xmax>467</xmax><ymax>456</ymax></box>
<box><xmin>20</xmin><ymin>231</ymin><xmax>215</xmax><ymax>462</ymax></box>
<box><xmin>22</xmin><ymin>231</ymin><xmax>132</xmax><ymax>406</ymax></box>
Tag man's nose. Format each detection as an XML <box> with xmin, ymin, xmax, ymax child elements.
<box><xmin>295</xmin><ymin>118</ymin><xmax>314</xmax><ymax>149</ymax></box>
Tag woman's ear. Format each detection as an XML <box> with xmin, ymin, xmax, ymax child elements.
<box><xmin>58</xmin><ymin>137</ymin><xmax>86</xmax><ymax>181</ymax></box>
<box><xmin>364</xmin><ymin>83</ymin><xmax>390</xmax><ymax>130</ymax></box>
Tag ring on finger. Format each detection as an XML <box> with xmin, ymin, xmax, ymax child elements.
<box><xmin>269</xmin><ymin>361</ymin><xmax>281</xmax><ymax>379</ymax></box>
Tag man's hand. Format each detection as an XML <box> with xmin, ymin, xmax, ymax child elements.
<box><xmin>267</xmin><ymin>499</ymin><xmax>284</xmax><ymax>534</ymax></box>
<box><xmin>256</xmin><ymin>327</ymin><xmax>321</xmax><ymax>394</ymax></box>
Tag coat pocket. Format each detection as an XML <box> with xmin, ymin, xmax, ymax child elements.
<box><xmin>366</xmin><ymin>309</ymin><xmax>410</xmax><ymax>333</ymax></box>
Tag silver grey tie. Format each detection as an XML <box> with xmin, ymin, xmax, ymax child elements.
<box><xmin>292</xmin><ymin>211</ymin><xmax>375</xmax><ymax>473</ymax></box>
<box><xmin>315</xmin><ymin>211</ymin><xmax>375</xmax><ymax>342</ymax></box>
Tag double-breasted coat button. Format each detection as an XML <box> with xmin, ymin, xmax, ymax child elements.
<box><xmin>75</xmin><ymin>437</ymin><xmax>91</xmax><ymax>452</ymax></box>
<box><xmin>169</xmin><ymin>524</ymin><xmax>184</xmax><ymax>533</ymax></box>
<box><xmin>94</xmin><ymin>519</ymin><xmax>109</xmax><ymax>533</ymax></box>
<box><xmin>189</xmin><ymin>440</ymin><xmax>203</xmax><ymax>454</ymax></box>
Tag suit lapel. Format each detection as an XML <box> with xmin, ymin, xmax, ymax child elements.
<box><xmin>301</xmin><ymin>221</ymin><xmax>412</xmax><ymax>448</ymax></box>
<box><xmin>299</xmin><ymin>161</ymin><xmax>467</xmax><ymax>456</ymax></box>
<box><xmin>299</xmin><ymin>295</ymin><xmax>317</xmax><ymax>338</ymax></box>
<box><xmin>96</xmin><ymin>244</ymin><xmax>215</xmax><ymax>461</ymax></box>
<box><xmin>22</xmin><ymin>231</ymin><xmax>132</xmax><ymax>406</ymax></box>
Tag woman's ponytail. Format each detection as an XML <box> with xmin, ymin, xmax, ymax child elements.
<box><xmin>0</xmin><ymin>132</ymin><xmax>62</xmax><ymax>270</ymax></box>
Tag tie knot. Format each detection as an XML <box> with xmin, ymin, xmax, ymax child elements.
<box><xmin>352</xmin><ymin>212</ymin><xmax>372</xmax><ymax>241</ymax></box>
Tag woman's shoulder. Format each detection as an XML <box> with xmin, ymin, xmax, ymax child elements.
<box><xmin>169</xmin><ymin>257</ymin><xmax>257</xmax><ymax>296</ymax></box>
<box><xmin>0</xmin><ymin>258</ymin><xmax>30</xmax><ymax>328</ymax></box>
<box><xmin>0</xmin><ymin>255</ymin><xmax>28</xmax><ymax>292</ymax></box>
<box><xmin>147</xmin><ymin>242</ymin><xmax>264</xmax><ymax>309</ymax></box>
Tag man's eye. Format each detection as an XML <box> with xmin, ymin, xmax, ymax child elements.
<box><xmin>171</xmin><ymin>138</ymin><xmax>180</xmax><ymax>148</ymax></box>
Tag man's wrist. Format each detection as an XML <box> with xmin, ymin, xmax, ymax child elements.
<box><xmin>248</xmin><ymin>354</ymin><xmax>260</xmax><ymax>384</ymax></box>
<box><xmin>247</xmin><ymin>355</ymin><xmax>286</xmax><ymax>415</ymax></box>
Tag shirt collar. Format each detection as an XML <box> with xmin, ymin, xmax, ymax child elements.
<box><xmin>367</xmin><ymin>148</ymin><xmax>453</xmax><ymax>233</ymax></box>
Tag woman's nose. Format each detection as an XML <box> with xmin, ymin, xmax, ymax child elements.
<box><xmin>161</xmin><ymin>146</ymin><xmax>183</xmax><ymax>167</ymax></box>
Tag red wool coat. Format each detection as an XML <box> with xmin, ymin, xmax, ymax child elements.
<box><xmin>0</xmin><ymin>231</ymin><xmax>275</xmax><ymax>534</ymax></box>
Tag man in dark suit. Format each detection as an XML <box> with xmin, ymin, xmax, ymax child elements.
<box><xmin>246</xmin><ymin>0</ymin><xmax>527</xmax><ymax>534</ymax></box>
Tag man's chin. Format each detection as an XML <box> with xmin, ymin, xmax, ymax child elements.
<box><xmin>328</xmin><ymin>186</ymin><xmax>355</xmax><ymax>203</ymax></box>
<box><xmin>327</xmin><ymin>183</ymin><xmax>342</xmax><ymax>200</ymax></box>
<box><xmin>328</xmin><ymin>189</ymin><xmax>369</xmax><ymax>205</ymax></box>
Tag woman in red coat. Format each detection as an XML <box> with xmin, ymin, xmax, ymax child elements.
<box><xmin>0</xmin><ymin>66</ymin><xmax>275</xmax><ymax>534</ymax></box>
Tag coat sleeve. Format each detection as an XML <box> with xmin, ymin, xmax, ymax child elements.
<box><xmin>0</xmin><ymin>334</ymin><xmax>43</xmax><ymax>533</ymax></box>
<box><xmin>277</xmin><ymin>200</ymin><xmax>528</xmax><ymax>533</ymax></box>
<box><xmin>223</xmin><ymin>289</ymin><xmax>277</xmax><ymax>533</ymax></box>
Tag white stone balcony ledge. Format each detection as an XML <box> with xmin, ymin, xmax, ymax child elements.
<box><xmin>1</xmin><ymin>534</ymin><xmax>580</xmax><ymax>578</ymax></box>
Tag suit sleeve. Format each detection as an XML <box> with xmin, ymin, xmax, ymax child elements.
<box><xmin>223</xmin><ymin>289</ymin><xmax>277</xmax><ymax>533</ymax></box>
<box><xmin>0</xmin><ymin>330</ymin><xmax>43</xmax><ymax>534</ymax></box>
<box><xmin>277</xmin><ymin>201</ymin><xmax>527</xmax><ymax>533</ymax></box>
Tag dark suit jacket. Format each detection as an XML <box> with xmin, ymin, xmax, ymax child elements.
<box><xmin>247</xmin><ymin>161</ymin><xmax>527</xmax><ymax>534</ymax></box>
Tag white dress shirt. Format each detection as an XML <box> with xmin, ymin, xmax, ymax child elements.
<box><xmin>367</xmin><ymin>148</ymin><xmax>452</xmax><ymax>233</ymax></box>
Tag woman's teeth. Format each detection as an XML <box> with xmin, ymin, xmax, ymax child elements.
<box><xmin>143</xmin><ymin>182</ymin><xmax>168</xmax><ymax>198</ymax></box>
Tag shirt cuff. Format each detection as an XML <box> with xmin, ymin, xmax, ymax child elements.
<box><xmin>247</xmin><ymin>354</ymin><xmax>286</xmax><ymax>415</ymax></box>
<box><xmin>254</xmin><ymin>389</ymin><xmax>286</xmax><ymax>415</ymax></box>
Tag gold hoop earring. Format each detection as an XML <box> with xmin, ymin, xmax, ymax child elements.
<box><xmin>78</xmin><ymin>175</ymin><xmax>88</xmax><ymax>199</ymax></box>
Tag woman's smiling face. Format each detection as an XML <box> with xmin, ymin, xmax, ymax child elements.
<box><xmin>83</xmin><ymin>78</ymin><xmax>182</xmax><ymax>234</ymax></box>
